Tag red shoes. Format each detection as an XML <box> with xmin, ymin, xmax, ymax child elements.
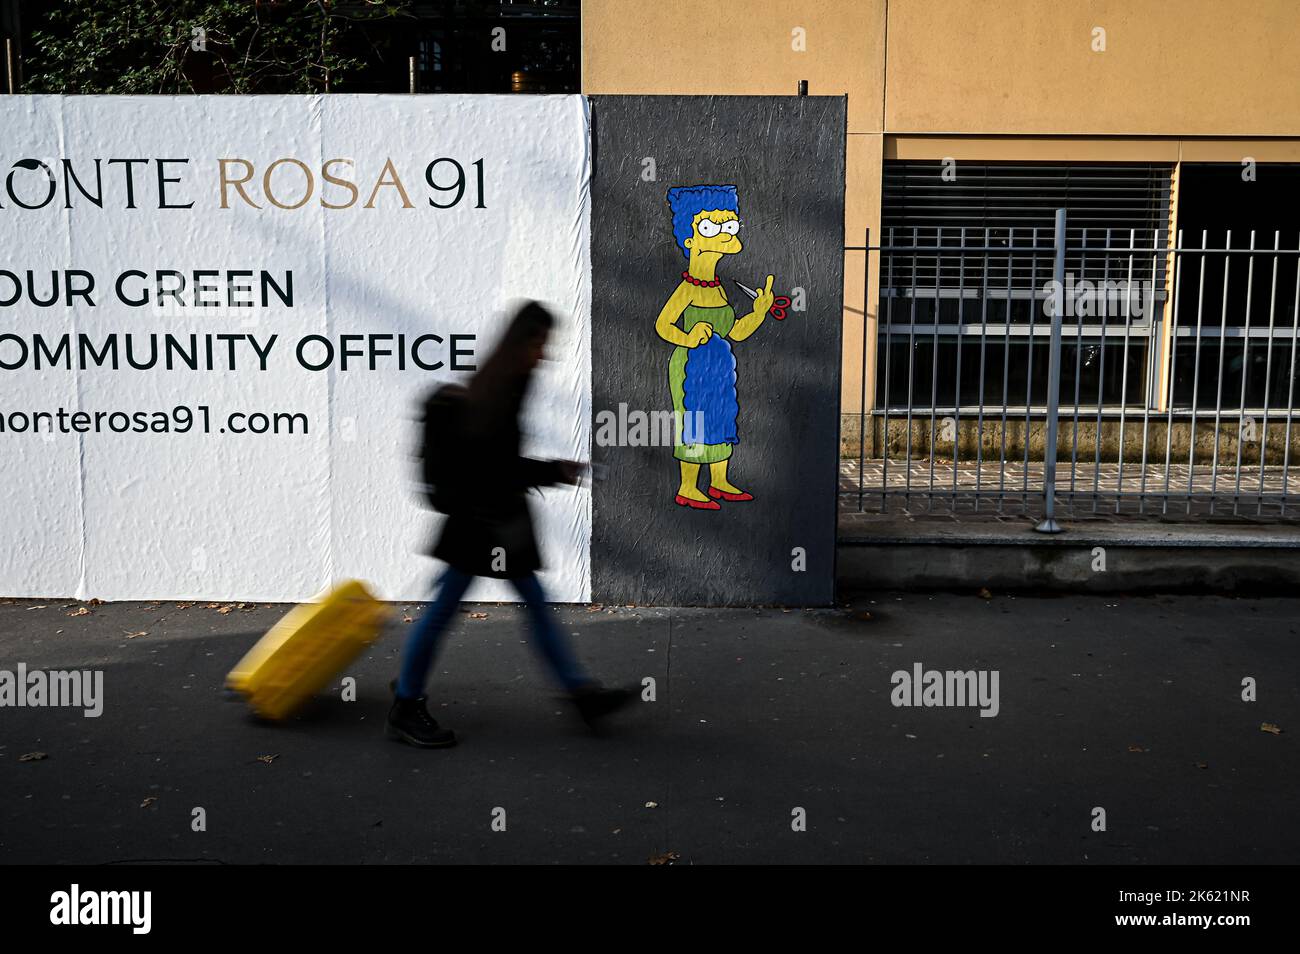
<box><xmin>675</xmin><ymin>493</ymin><xmax>720</xmax><ymax>510</ymax></box>
<box><xmin>707</xmin><ymin>487</ymin><xmax>754</xmax><ymax>502</ymax></box>
<box><xmin>674</xmin><ymin>488</ymin><xmax>755</xmax><ymax>508</ymax></box>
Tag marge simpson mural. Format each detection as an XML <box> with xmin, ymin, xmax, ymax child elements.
<box><xmin>657</xmin><ymin>185</ymin><xmax>790</xmax><ymax>510</ymax></box>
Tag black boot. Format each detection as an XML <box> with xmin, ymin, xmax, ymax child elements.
<box><xmin>386</xmin><ymin>691</ymin><xmax>457</xmax><ymax>748</ymax></box>
<box><xmin>571</xmin><ymin>684</ymin><xmax>635</xmax><ymax>727</ymax></box>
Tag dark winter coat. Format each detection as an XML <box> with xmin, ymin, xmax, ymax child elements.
<box><xmin>423</xmin><ymin>386</ymin><xmax>566</xmax><ymax>580</ymax></box>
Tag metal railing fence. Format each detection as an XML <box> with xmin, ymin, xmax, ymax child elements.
<box><xmin>843</xmin><ymin>211</ymin><xmax>1300</xmax><ymax>520</ymax></box>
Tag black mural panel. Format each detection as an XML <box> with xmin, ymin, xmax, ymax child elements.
<box><xmin>590</xmin><ymin>95</ymin><xmax>845</xmax><ymax>606</ymax></box>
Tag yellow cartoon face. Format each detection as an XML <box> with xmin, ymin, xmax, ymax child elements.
<box><xmin>684</xmin><ymin>209</ymin><xmax>742</xmax><ymax>258</ymax></box>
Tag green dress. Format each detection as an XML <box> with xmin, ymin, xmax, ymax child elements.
<box><xmin>668</xmin><ymin>302</ymin><xmax>739</xmax><ymax>464</ymax></box>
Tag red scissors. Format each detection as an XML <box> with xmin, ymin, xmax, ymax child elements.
<box><xmin>733</xmin><ymin>279</ymin><xmax>792</xmax><ymax>320</ymax></box>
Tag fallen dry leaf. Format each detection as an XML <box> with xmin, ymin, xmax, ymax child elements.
<box><xmin>644</xmin><ymin>801</ymin><xmax>658</xmax><ymax>809</ymax></box>
<box><xmin>87</xmin><ymin>598</ymin><xmax>104</xmax><ymax>606</ymax></box>
<box><xmin>1128</xmin><ymin>745</ymin><xmax>1148</xmax><ymax>753</ymax></box>
<box><xmin>648</xmin><ymin>850</ymin><xmax>680</xmax><ymax>866</ymax></box>
<box><xmin>216</xmin><ymin>606</ymin><xmax>233</xmax><ymax>615</ymax></box>
<box><xmin>468</xmin><ymin>612</ymin><xmax>489</xmax><ymax>620</ymax></box>
<box><xmin>66</xmin><ymin>607</ymin><xmax>91</xmax><ymax>617</ymax></box>
<box><xmin>257</xmin><ymin>754</ymin><xmax>279</xmax><ymax>764</ymax></box>
<box><xmin>140</xmin><ymin>797</ymin><xmax>157</xmax><ymax>808</ymax></box>
<box><xmin>125</xmin><ymin>631</ymin><xmax>148</xmax><ymax>639</ymax></box>
<box><xmin>19</xmin><ymin>752</ymin><xmax>48</xmax><ymax>762</ymax></box>
<box><xmin>1261</xmin><ymin>723</ymin><xmax>1283</xmax><ymax>735</ymax></box>
<box><xmin>402</xmin><ymin>616</ymin><xmax>414</xmax><ymax>624</ymax></box>
<box><xmin>977</xmin><ymin>587</ymin><xmax>993</xmax><ymax>600</ymax></box>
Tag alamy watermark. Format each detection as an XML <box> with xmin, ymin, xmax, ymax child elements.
<box><xmin>50</xmin><ymin>884</ymin><xmax>150</xmax><ymax>934</ymax></box>
<box><xmin>891</xmin><ymin>662</ymin><xmax>1000</xmax><ymax>718</ymax></box>
<box><xmin>594</xmin><ymin>403</ymin><xmax>704</xmax><ymax>447</ymax></box>
<box><xmin>1042</xmin><ymin>272</ymin><xmax>1158</xmax><ymax>320</ymax></box>
<box><xmin>1</xmin><ymin>664</ymin><xmax>104</xmax><ymax>717</ymax></box>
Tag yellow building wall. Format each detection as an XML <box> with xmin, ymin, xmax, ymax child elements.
<box><xmin>886</xmin><ymin>0</ymin><xmax>1300</xmax><ymax>136</ymax></box>
<box><xmin>844</xmin><ymin>134</ymin><xmax>883</xmax><ymax>432</ymax></box>
<box><xmin>581</xmin><ymin>0</ymin><xmax>887</xmax><ymax>132</ymax></box>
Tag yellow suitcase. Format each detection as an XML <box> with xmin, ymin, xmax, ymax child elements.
<box><xmin>226</xmin><ymin>580</ymin><xmax>390</xmax><ymax>721</ymax></box>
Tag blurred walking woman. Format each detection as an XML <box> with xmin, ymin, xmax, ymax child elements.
<box><xmin>389</xmin><ymin>301</ymin><xmax>631</xmax><ymax>748</ymax></box>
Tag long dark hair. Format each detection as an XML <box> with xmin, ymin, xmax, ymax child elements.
<box><xmin>464</xmin><ymin>301</ymin><xmax>555</xmax><ymax>430</ymax></box>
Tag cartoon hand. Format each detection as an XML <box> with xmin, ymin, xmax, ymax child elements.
<box><xmin>755</xmin><ymin>274</ymin><xmax>776</xmax><ymax>317</ymax></box>
<box><xmin>687</xmin><ymin>322</ymin><xmax>714</xmax><ymax>348</ymax></box>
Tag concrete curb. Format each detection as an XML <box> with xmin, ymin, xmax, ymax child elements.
<box><xmin>838</xmin><ymin>516</ymin><xmax>1300</xmax><ymax>593</ymax></box>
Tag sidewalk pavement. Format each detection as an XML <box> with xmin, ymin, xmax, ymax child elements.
<box><xmin>2</xmin><ymin>590</ymin><xmax>1296</xmax><ymax>864</ymax></box>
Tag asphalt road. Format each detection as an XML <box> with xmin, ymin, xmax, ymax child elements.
<box><xmin>1</xmin><ymin>590</ymin><xmax>1296</xmax><ymax>864</ymax></box>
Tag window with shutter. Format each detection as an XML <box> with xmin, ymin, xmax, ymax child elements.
<box><xmin>876</xmin><ymin>161</ymin><xmax>1173</xmax><ymax>411</ymax></box>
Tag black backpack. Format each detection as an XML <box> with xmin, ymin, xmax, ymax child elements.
<box><xmin>419</xmin><ymin>383</ymin><xmax>467</xmax><ymax>513</ymax></box>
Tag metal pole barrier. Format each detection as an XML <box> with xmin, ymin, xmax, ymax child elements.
<box><xmin>858</xmin><ymin>228</ymin><xmax>869</xmax><ymax>512</ymax></box>
<box><xmin>1035</xmin><ymin>208</ymin><xmax>1068</xmax><ymax>533</ymax></box>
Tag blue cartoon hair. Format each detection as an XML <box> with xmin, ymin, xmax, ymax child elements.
<box><xmin>667</xmin><ymin>185</ymin><xmax>739</xmax><ymax>260</ymax></box>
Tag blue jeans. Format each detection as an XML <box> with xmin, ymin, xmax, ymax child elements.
<box><xmin>396</xmin><ymin>567</ymin><xmax>590</xmax><ymax>699</ymax></box>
